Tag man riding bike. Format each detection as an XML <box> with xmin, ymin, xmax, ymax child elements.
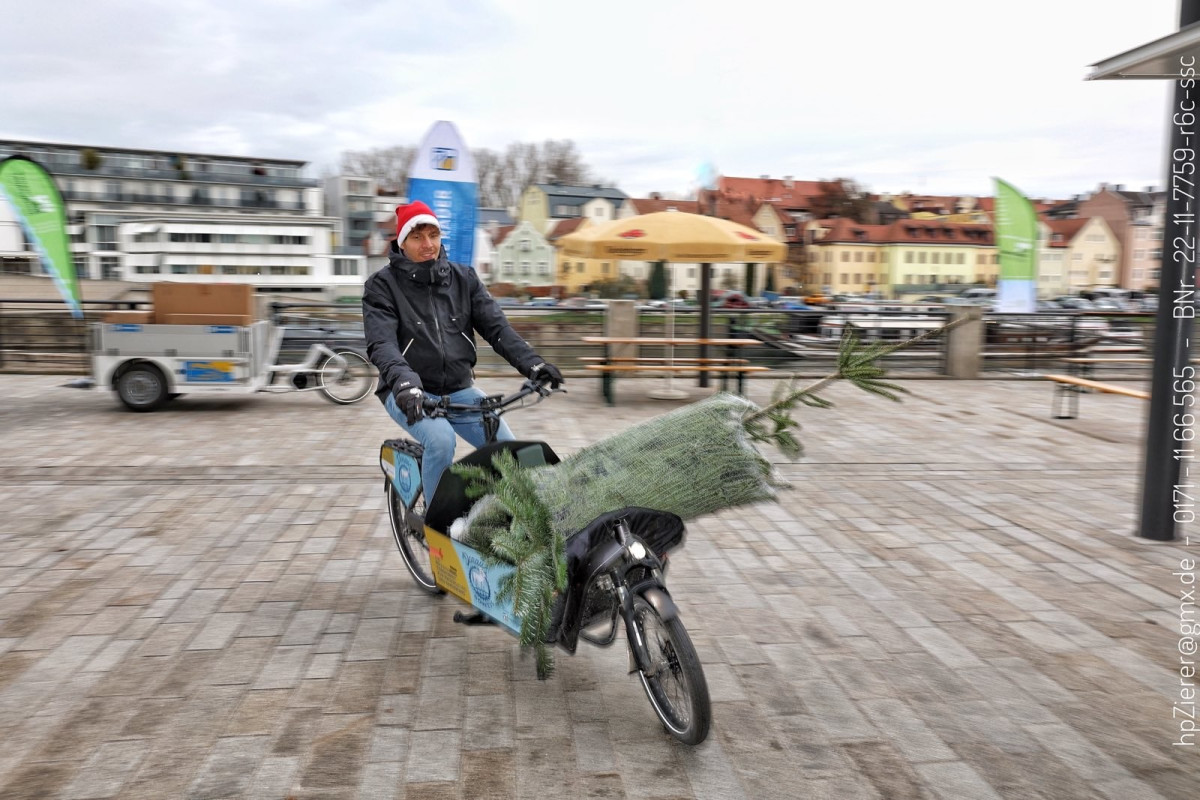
<box><xmin>363</xmin><ymin>201</ymin><xmax>564</xmax><ymax>501</ymax></box>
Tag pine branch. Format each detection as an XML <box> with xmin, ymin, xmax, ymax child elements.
<box><xmin>450</xmin><ymin>452</ymin><xmax>566</xmax><ymax>679</ymax></box>
<box><xmin>743</xmin><ymin>316</ymin><xmax>969</xmax><ymax>455</ymax></box>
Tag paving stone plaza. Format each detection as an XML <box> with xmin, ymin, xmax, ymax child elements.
<box><xmin>0</xmin><ymin>373</ymin><xmax>1195</xmax><ymax>799</ymax></box>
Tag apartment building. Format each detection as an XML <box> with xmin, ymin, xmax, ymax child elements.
<box><xmin>1076</xmin><ymin>184</ymin><xmax>1163</xmax><ymax>290</ymax></box>
<box><xmin>803</xmin><ymin>218</ymin><xmax>997</xmax><ymax>297</ymax></box>
<box><xmin>0</xmin><ymin>138</ymin><xmax>364</xmax><ymax>293</ymax></box>
<box><xmin>1040</xmin><ymin>217</ymin><xmax>1120</xmax><ymax>295</ymax></box>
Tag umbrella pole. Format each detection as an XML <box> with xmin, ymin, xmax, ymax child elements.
<box><xmin>648</xmin><ymin>260</ymin><xmax>686</xmax><ymax>400</ymax></box>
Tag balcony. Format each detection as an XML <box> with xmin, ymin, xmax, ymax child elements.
<box><xmin>61</xmin><ymin>190</ymin><xmax>307</xmax><ymax>213</ymax></box>
<box><xmin>45</xmin><ymin>163</ymin><xmax>318</xmax><ymax>188</ymax></box>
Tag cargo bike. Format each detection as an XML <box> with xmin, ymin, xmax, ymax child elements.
<box><xmin>379</xmin><ymin>378</ymin><xmax>712</xmax><ymax>744</ymax></box>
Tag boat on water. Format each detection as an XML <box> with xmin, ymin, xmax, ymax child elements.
<box><xmin>743</xmin><ymin>301</ymin><xmax>1147</xmax><ymax>360</ymax></box>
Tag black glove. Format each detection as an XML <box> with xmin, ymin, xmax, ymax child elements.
<box><xmin>529</xmin><ymin>362</ymin><xmax>564</xmax><ymax>389</ymax></box>
<box><xmin>397</xmin><ymin>387</ymin><xmax>425</xmax><ymax>426</ymax></box>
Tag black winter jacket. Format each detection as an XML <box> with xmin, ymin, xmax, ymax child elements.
<box><xmin>363</xmin><ymin>242</ymin><xmax>543</xmax><ymax>400</ymax></box>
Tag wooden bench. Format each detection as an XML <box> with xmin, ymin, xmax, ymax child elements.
<box><xmin>1044</xmin><ymin>373</ymin><xmax>1150</xmax><ymax>419</ymax></box>
<box><xmin>1061</xmin><ymin>357</ymin><xmax>1151</xmax><ymax>379</ymax></box>
<box><xmin>579</xmin><ymin>357</ymin><xmax>750</xmax><ymax>365</ymax></box>
<box><xmin>583</xmin><ymin>359</ymin><xmax>769</xmax><ymax>405</ymax></box>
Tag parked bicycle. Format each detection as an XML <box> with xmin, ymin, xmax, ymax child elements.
<box><xmin>379</xmin><ymin>378</ymin><xmax>712</xmax><ymax>744</ymax></box>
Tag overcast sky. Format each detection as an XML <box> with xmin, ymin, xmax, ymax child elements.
<box><xmin>0</xmin><ymin>1</ymin><xmax>1184</xmax><ymax>202</ymax></box>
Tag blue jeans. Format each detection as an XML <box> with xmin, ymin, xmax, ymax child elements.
<box><xmin>384</xmin><ymin>385</ymin><xmax>514</xmax><ymax>504</ymax></box>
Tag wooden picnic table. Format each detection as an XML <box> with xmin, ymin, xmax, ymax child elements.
<box><xmin>580</xmin><ymin>336</ymin><xmax>766</xmax><ymax>404</ymax></box>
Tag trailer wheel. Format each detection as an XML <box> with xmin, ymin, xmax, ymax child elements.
<box><xmin>116</xmin><ymin>363</ymin><xmax>169</xmax><ymax>412</ymax></box>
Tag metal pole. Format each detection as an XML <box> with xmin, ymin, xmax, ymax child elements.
<box><xmin>699</xmin><ymin>262</ymin><xmax>712</xmax><ymax>387</ymax></box>
<box><xmin>1139</xmin><ymin>0</ymin><xmax>1200</xmax><ymax>540</ymax></box>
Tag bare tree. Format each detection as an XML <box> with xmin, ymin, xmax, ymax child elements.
<box><xmin>336</xmin><ymin>139</ymin><xmax>603</xmax><ymax>209</ymax></box>
<box><xmin>810</xmin><ymin>178</ymin><xmax>873</xmax><ymax>223</ymax></box>
<box><xmin>339</xmin><ymin>146</ymin><xmax>417</xmax><ymax>194</ymax></box>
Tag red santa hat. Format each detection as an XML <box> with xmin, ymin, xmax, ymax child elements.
<box><xmin>395</xmin><ymin>201</ymin><xmax>440</xmax><ymax>242</ymax></box>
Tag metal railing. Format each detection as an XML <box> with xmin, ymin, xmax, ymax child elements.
<box><xmin>0</xmin><ymin>297</ymin><xmax>1159</xmax><ymax>380</ymax></box>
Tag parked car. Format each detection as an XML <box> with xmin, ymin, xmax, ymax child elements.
<box><xmin>771</xmin><ymin>298</ymin><xmax>816</xmax><ymax>310</ymax></box>
<box><xmin>712</xmin><ymin>291</ymin><xmax>751</xmax><ymax>309</ymax></box>
<box><xmin>526</xmin><ymin>297</ymin><xmax>559</xmax><ymax>307</ymax></box>
<box><xmin>557</xmin><ymin>297</ymin><xmax>607</xmax><ymax>310</ymax></box>
<box><xmin>642</xmin><ymin>298</ymin><xmax>694</xmax><ymax>310</ymax></box>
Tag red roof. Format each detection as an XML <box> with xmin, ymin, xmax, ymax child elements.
<box><xmin>546</xmin><ymin>218</ymin><xmax>586</xmax><ymax>239</ymax></box>
<box><xmin>627</xmin><ymin>197</ymin><xmax>700</xmax><ymax>214</ymax></box>
<box><xmin>813</xmin><ymin>217</ymin><xmax>889</xmax><ymax>244</ymax></box>
<box><xmin>716</xmin><ymin>176</ymin><xmax>836</xmax><ymax>207</ymax></box>
<box><xmin>815</xmin><ymin>217</ymin><xmax>994</xmax><ymax>246</ymax></box>
<box><xmin>974</xmin><ymin>197</ymin><xmax>1062</xmax><ymax>215</ymax></box>
<box><xmin>1044</xmin><ymin>218</ymin><xmax>1089</xmax><ymax>247</ymax></box>
<box><xmin>490</xmin><ymin>225</ymin><xmax>515</xmax><ymax>247</ymax></box>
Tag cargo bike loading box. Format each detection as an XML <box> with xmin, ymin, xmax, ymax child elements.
<box><xmin>91</xmin><ymin>282</ymin><xmax>376</xmax><ymax>411</ymax></box>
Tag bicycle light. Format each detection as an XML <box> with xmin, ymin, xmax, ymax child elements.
<box><xmin>628</xmin><ymin>540</ymin><xmax>647</xmax><ymax>561</ymax></box>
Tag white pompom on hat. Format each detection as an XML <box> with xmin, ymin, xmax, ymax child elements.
<box><xmin>395</xmin><ymin>201</ymin><xmax>440</xmax><ymax>242</ymax></box>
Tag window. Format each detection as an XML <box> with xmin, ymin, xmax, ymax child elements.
<box><xmin>333</xmin><ymin>259</ymin><xmax>358</xmax><ymax>276</ymax></box>
<box><xmin>135</xmin><ymin>264</ymin><xmax>160</xmax><ymax>274</ymax></box>
<box><xmin>905</xmin><ymin>252</ymin><xmax>913</xmax><ymax>264</ymax></box>
<box><xmin>932</xmin><ymin>252</ymin><xmax>940</xmax><ymax>264</ymax></box>
<box><xmin>867</xmin><ymin>252</ymin><xmax>875</xmax><ymax>262</ymax></box>
<box><xmin>841</xmin><ymin>252</ymin><xmax>849</xmax><ymax>262</ymax></box>
<box><xmin>918</xmin><ymin>252</ymin><xmax>927</xmax><ymax>264</ymax></box>
<box><xmin>99</xmin><ymin>256</ymin><xmax>120</xmax><ymax>280</ymax></box>
<box><xmin>854</xmin><ymin>251</ymin><xmax>862</xmax><ymax>262</ymax></box>
<box><xmin>95</xmin><ymin>225</ymin><xmax>117</xmax><ymax>251</ymax></box>
<box><xmin>537</xmin><ymin>261</ymin><xmax>549</xmax><ymax>275</ymax></box>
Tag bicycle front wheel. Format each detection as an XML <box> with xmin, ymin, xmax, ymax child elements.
<box><xmin>318</xmin><ymin>349</ymin><xmax>377</xmax><ymax>404</ymax></box>
<box><xmin>385</xmin><ymin>480</ymin><xmax>441</xmax><ymax>594</ymax></box>
<box><xmin>629</xmin><ymin>595</ymin><xmax>710</xmax><ymax>745</ymax></box>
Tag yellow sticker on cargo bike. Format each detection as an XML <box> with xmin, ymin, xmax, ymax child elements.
<box><xmin>424</xmin><ymin>527</ymin><xmax>521</xmax><ymax>635</ymax></box>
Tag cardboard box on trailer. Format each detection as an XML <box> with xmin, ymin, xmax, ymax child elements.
<box><xmin>158</xmin><ymin>313</ymin><xmax>254</xmax><ymax>326</ymax></box>
<box><xmin>150</xmin><ymin>283</ymin><xmax>256</xmax><ymax>324</ymax></box>
<box><xmin>101</xmin><ymin>310</ymin><xmax>155</xmax><ymax>324</ymax></box>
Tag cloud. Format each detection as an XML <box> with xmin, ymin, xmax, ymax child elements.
<box><xmin>0</xmin><ymin>0</ymin><xmax>1181</xmax><ymax>200</ymax></box>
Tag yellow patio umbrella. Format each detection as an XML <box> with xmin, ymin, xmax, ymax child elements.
<box><xmin>558</xmin><ymin>210</ymin><xmax>786</xmax><ymax>263</ymax></box>
<box><xmin>558</xmin><ymin>210</ymin><xmax>786</xmax><ymax>396</ymax></box>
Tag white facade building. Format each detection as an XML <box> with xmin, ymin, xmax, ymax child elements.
<box><xmin>0</xmin><ymin>139</ymin><xmax>365</xmax><ymax>294</ymax></box>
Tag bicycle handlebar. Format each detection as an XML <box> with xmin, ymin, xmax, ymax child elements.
<box><xmin>421</xmin><ymin>378</ymin><xmax>563</xmax><ymax>418</ymax></box>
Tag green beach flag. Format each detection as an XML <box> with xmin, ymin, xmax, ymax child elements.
<box><xmin>993</xmin><ymin>177</ymin><xmax>1038</xmax><ymax>313</ymax></box>
<box><xmin>0</xmin><ymin>156</ymin><xmax>81</xmax><ymax>317</ymax></box>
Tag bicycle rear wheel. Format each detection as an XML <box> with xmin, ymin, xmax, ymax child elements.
<box><xmin>318</xmin><ymin>349</ymin><xmax>377</xmax><ymax>404</ymax></box>
<box><xmin>385</xmin><ymin>480</ymin><xmax>441</xmax><ymax>594</ymax></box>
<box><xmin>628</xmin><ymin>594</ymin><xmax>710</xmax><ymax>745</ymax></box>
